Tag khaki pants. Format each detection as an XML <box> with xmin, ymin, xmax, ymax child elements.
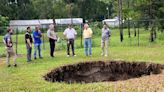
<box><xmin>101</xmin><ymin>39</ymin><xmax>109</xmax><ymax>56</ymax></box>
<box><xmin>6</xmin><ymin>47</ymin><xmax>17</xmax><ymax>65</ymax></box>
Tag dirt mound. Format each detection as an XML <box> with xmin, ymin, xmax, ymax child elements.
<box><xmin>44</xmin><ymin>61</ymin><xmax>164</xmax><ymax>83</ymax></box>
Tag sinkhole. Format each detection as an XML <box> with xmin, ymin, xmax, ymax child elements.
<box><xmin>44</xmin><ymin>61</ymin><xmax>164</xmax><ymax>83</ymax></box>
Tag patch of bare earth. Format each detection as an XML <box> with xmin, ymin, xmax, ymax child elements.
<box><xmin>44</xmin><ymin>61</ymin><xmax>164</xmax><ymax>91</ymax></box>
<box><xmin>0</xmin><ymin>54</ymin><xmax>24</xmax><ymax>65</ymax></box>
<box><xmin>111</xmin><ymin>70</ymin><xmax>164</xmax><ymax>92</ymax></box>
<box><xmin>0</xmin><ymin>58</ymin><xmax>5</xmax><ymax>65</ymax></box>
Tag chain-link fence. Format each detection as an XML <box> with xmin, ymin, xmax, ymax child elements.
<box><xmin>0</xmin><ymin>19</ymin><xmax>163</xmax><ymax>58</ymax></box>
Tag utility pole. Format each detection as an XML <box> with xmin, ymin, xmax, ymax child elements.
<box><xmin>106</xmin><ymin>6</ymin><xmax>109</xmax><ymax>19</ymax></box>
<box><xmin>127</xmin><ymin>0</ymin><xmax>131</xmax><ymax>38</ymax></box>
<box><xmin>118</xmin><ymin>0</ymin><xmax>123</xmax><ymax>42</ymax></box>
<box><xmin>69</xmin><ymin>0</ymin><xmax>73</xmax><ymax>24</ymax></box>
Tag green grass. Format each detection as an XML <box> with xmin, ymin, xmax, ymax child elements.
<box><xmin>0</xmin><ymin>28</ymin><xmax>164</xmax><ymax>92</ymax></box>
<box><xmin>0</xmin><ymin>47</ymin><xmax>164</xmax><ymax>92</ymax></box>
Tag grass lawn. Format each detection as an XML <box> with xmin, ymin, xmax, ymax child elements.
<box><xmin>0</xmin><ymin>28</ymin><xmax>164</xmax><ymax>92</ymax></box>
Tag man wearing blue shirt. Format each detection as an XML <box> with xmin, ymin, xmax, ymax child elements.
<box><xmin>33</xmin><ymin>26</ymin><xmax>42</xmax><ymax>59</ymax></box>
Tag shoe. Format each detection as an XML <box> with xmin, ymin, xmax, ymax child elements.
<box><xmin>39</xmin><ymin>57</ymin><xmax>43</xmax><ymax>59</ymax></box>
<box><xmin>14</xmin><ymin>64</ymin><xmax>17</xmax><ymax>67</ymax></box>
<box><xmin>7</xmin><ymin>64</ymin><xmax>11</xmax><ymax>67</ymax></box>
<box><xmin>105</xmin><ymin>55</ymin><xmax>108</xmax><ymax>57</ymax></box>
<box><xmin>34</xmin><ymin>57</ymin><xmax>37</xmax><ymax>60</ymax></box>
<box><xmin>67</xmin><ymin>55</ymin><xmax>70</xmax><ymax>57</ymax></box>
<box><xmin>27</xmin><ymin>60</ymin><xmax>32</xmax><ymax>62</ymax></box>
<box><xmin>73</xmin><ymin>55</ymin><xmax>76</xmax><ymax>57</ymax></box>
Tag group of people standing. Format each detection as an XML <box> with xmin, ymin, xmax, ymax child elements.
<box><xmin>25</xmin><ymin>26</ymin><xmax>42</xmax><ymax>62</ymax></box>
<box><xmin>3</xmin><ymin>23</ymin><xmax>111</xmax><ymax>67</ymax></box>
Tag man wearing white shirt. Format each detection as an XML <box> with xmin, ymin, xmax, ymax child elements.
<box><xmin>63</xmin><ymin>25</ymin><xmax>77</xmax><ymax>57</ymax></box>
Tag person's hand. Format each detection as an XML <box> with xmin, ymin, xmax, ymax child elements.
<box><xmin>29</xmin><ymin>44</ymin><xmax>32</xmax><ymax>48</ymax></box>
<box><xmin>9</xmin><ymin>43</ymin><xmax>12</xmax><ymax>47</ymax></box>
<box><xmin>35</xmin><ymin>36</ymin><xmax>40</xmax><ymax>38</ymax></box>
<box><xmin>38</xmin><ymin>30</ymin><xmax>41</xmax><ymax>33</ymax></box>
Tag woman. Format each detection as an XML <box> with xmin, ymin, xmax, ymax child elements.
<box><xmin>47</xmin><ymin>24</ymin><xmax>57</xmax><ymax>57</ymax></box>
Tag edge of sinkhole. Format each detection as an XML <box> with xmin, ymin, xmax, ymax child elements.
<box><xmin>43</xmin><ymin>60</ymin><xmax>164</xmax><ymax>83</ymax></box>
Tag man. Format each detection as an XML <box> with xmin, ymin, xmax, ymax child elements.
<box><xmin>63</xmin><ymin>24</ymin><xmax>77</xmax><ymax>57</ymax></box>
<box><xmin>83</xmin><ymin>23</ymin><xmax>93</xmax><ymax>56</ymax></box>
<box><xmin>25</xmin><ymin>26</ymin><xmax>33</xmax><ymax>62</ymax></box>
<box><xmin>101</xmin><ymin>24</ymin><xmax>111</xmax><ymax>57</ymax></box>
<box><xmin>33</xmin><ymin>26</ymin><xmax>42</xmax><ymax>59</ymax></box>
<box><xmin>3</xmin><ymin>27</ymin><xmax>17</xmax><ymax>67</ymax></box>
<box><xmin>47</xmin><ymin>24</ymin><xmax>57</xmax><ymax>57</ymax></box>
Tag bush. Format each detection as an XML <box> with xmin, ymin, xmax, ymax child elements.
<box><xmin>0</xmin><ymin>53</ymin><xmax>6</xmax><ymax>58</ymax></box>
<box><xmin>0</xmin><ymin>15</ymin><xmax>9</xmax><ymax>35</ymax></box>
<box><xmin>0</xmin><ymin>26</ymin><xmax>7</xmax><ymax>35</ymax></box>
<box><xmin>158</xmin><ymin>33</ymin><xmax>164</xmax><ymax>40</ymax></box>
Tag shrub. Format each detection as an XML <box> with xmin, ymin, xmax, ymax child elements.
<box><xmin>0</xmin><ymin>15</ymin><xmax>9</xmax><ymax>35</ymax></box>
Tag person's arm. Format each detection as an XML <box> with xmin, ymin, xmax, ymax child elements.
<box><xmin>33</xmin><ymin>32</ymin><xmax>40</xmax><ymax>38</ymax></box>
<box><xmin>26</xmin><ymin>34</ymin><xmax>32</xmax><ymax>47</ymax></box>
<box><xmin>33</xmin><ymin>32</ymin><xmax>37</xmax><ymax>38</ymax></box>
<box><xmin>63</xmin><ymin>29</ymin><xmax>66</xmax><ymax>36</ymax></box>
<box><xmin>73</xmin><ymin>29</ymin><xmax>77</xmax><ymax>39</ymax></box>
<box><xmin>25</xmin><ymin>34</ymin><xmax>32</xmax><ymax>47</ymax></box>
<box><xmin>90</xmin><ymin>28</ymin><xmax>93</xmax><ymax>35</ymax></box>
<box><xmin>108</xmin><ymin>29</ymin><xmax>111</xmax><ymax>37</ymax></box>
<box><xmin>39</xmin><ymin>30</ymin><xmax>42</xmax><ymax>37</ymax></box>
<box><xmin>7</xmin><ymin>38</ymin><xmax>12</xmax><ymax>47</ymax></box>
<box><xmin>26</xmin><ymin>39</ymin><xmax>32</xmax><ymax>47</ymax></box>
<box><xmin>63</xmin><ymin>29</ymin><xmax>67</xmax><ymax>39</ymax></box>
<box><xmin>3</xmin><ymin>38</ymin><xmax>6</xmax><ymax>45</ymax></box>
<box><xmin>55</xmin><ymin>33</ymin><xmax>58</xmax><ymax>40</ymax></box>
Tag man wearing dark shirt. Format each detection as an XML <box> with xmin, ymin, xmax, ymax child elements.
<box><xmin>25</xmin><ymin>27</ymin><xmax>33</xmax><ymax>62</ymax></box>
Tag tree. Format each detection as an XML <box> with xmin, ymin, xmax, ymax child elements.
<box><xmin>0</xmin><ymin>15</ymin><xmax>9</xmax><ymax>35</ymax></box>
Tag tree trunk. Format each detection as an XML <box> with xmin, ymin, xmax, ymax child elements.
<box><xmin>150</xmin><ymin>22</ymin><xmax>156</xmax><ymax>42</ymax></box>
<box><xmin>118</xmin><ymin>0</ymin><xmax>123</xmax><ymax>42</ymax></box>
<box><xmin>128</xmin><ymin>19</ymin><xmax>131</xmax><ymax>38</ymax></box>
<box><xmin>134</xmin><ymin>22</ymin><xmax>137</xmax><ymax>37</ymax></box>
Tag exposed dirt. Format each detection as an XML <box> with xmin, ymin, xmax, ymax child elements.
<box><xmin>44</xmin><ymin>61</ymin><xmax>164</xmax><ymax>83</ymax></box>
<box><xmin>0</xmin><ymin>54</ymin><xmax>24</xmax><ymax>65</ymax></box>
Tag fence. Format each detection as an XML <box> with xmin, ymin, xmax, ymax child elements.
<box><xmin>122</xmin><ymin>19</ymin><xmax>164</xmax><ymax>46</ymax></box>
<box><xmin>0</xmin><ymin>19</ymin><xmax>164</xmax><ymax>57</ymax></box>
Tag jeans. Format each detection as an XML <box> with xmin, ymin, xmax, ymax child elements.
<box><xmin>67</xmin><ymin>39</ymin><xmax>75</xmax><ymax>55</ymax></box>
<box><xmin>84</xmin><ymin>38</ymin><xmax>92</xmax><ymax>56</ymax></box>
<box><xmin>26</xmin><ymin>44</ymin><xmax>32</xmax><ymax>62</ymax></box>
<box><xmin>34</xmin><ymin>43</ymin><xmax>41</xmax><ymax>58</ymax></box>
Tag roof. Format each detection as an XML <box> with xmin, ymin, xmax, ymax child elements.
<box><xmin>9</xmin><ymin>18</ymin><xmax>83</xmax><ymax>26</ymax></box>
<box><xmin>103</xmin><ymin>19</ymin><xmax>118</xmax><ymax>22</ymax></box>
<box><xmin>38</xmin><ymin>19</ymin><xmax>53</xmax><ymax>25</ymax></box>
<box><xmin>55</xmin><ymin>18</ymin><xmax>83</xmax><ymax>25</ymax></box>
<box><xmin>10</xmin><ymin>19</ymin><xmax>53</xmax><ymax>26</ymax></box>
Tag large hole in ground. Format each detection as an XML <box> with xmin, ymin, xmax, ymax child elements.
<box><xmin>44</xmin><ymin>61</ymin><xmax>164</xmax><ymax>83</ymax></box>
